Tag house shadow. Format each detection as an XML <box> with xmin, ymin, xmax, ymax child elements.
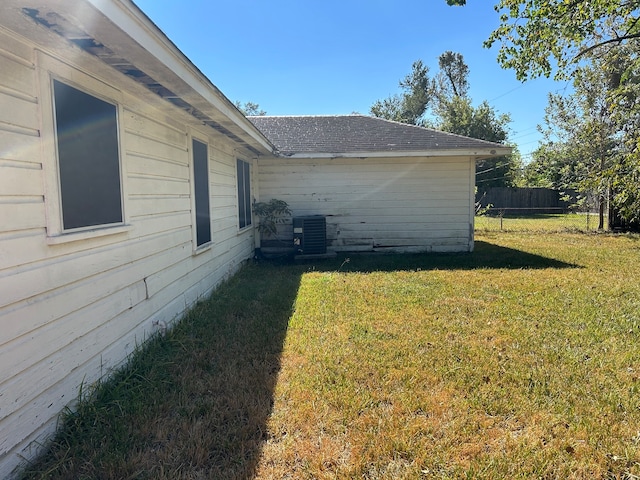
<box><xmin>20</xmin><ymin>263</ymin><xmax>300</xmax><ymax>480</ymax></box>
<box><xmin>147</xmin><ymin>265</ymin><xmax>302</xmax><ymax>480</ymax></box>
<box><xmin>292</xmin><ymin>240</ymin><xmax>578</xmax><ymax>273</ymax></box>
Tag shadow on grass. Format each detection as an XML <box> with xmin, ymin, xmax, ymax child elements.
<box><xmin>21</xmin><ymin>263</ymin><xmax>301</xmax><ymax>480</ymax></box>
<box><xmin>291</xmin><ymin>240</ymin><xmax>577</xmax><ymax>273</ymax></box>
<box><xmin>22</xmin><ymin>240</ymin><xmax>574</xmax><ymax>479</ymax></box>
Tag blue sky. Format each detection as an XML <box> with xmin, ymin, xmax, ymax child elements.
<box><xmin>133</xmin><ymin>0</ymin><xmax>570</xmax><ymax>161</ymax></box>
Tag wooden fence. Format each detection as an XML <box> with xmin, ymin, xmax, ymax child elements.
<box><xmin>476</xmin><ymin>187</ymin><xmax>574</xmax><ymax>215</ymax></box>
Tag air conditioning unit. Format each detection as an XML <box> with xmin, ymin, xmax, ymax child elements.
<box><xmin>293</xmin><ymin>216</ymin><xmax>326</xmax><ymax>255</ymax></box>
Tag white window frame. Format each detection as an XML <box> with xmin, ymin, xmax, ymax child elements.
<box><xmin>37</xmin><ymin>51</ymin><xmax>129</xmax><ymax>245</ymax></box>
<box><xmin>190</xmin><ymin>134</ymin><xmax>212</xmax><ymax>253</ymax></box>
<box><xmin>236</xmin><ymin>158</ymin><xmax>252</xmax><ymax>231</ymax></box>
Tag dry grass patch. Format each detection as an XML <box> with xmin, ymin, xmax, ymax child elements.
<box><xmin>22</xmin><ymin>232</ymin><xmax>640</xmax><ymax>479</ymax></box>
<box><xmin>258</xmin><ymin>233</ymin><xmax>640</xmax><ymax>479</ymax></box>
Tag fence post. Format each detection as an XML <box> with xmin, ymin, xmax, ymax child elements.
<box><xmin>586</xmin><ymin>210</ymin><xmax>590</xmax><ymax>231</ymax></box>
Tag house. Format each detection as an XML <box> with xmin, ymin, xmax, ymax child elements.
<box><xmin>0</xmin><ymin>0</ymin><xmax>509</xmax><ymax>477</ymax></box>
<box><xmin>250</xmin><ymin>115</ymin><xmax>509</xmax><ymax>253</ymax></box>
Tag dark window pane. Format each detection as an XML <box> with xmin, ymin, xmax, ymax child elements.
<box><xmin>243</xmin><ymin>160</ymin><xmax>251</xmax><ymax>227</ymax></box>
<box><xmin>193</xmin><ymin>139</ymin><xmax>211</xmax><ymax>246</ymax></box>
<box><xmin>237</xmin><ymin>159</ymin><xmax>251</xmax><ymax>228</ymax></box>
<box><xmin>237</xmin><ymin>159</ymin><xmax>246</xmax><ymax>228</ymax></box>
<box><xmin>53</xmin><ymin>80</ymin><xmax>122</xmax><ymax>229</ymax></box>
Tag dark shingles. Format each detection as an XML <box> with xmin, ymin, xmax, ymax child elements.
<box><xmin>248</xmin><ymin>115</ymin><xmax>506</xmax><ymax>155</ymax></box>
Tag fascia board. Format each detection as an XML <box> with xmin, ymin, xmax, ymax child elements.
<box><xmin>85</xmin><ymin>0</ymin><xmax>274</xmax><ymax>154</ymax></box>
<box><xmin>280</xmin><ymin>147</ymin><xmax>513</xmax><ymax>159</ymax></box>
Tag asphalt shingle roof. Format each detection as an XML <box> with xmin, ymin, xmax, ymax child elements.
<box><xmin>248</xmin><ymin>115</ymin><xmax>507</xmax><ymax>156</ymax></box>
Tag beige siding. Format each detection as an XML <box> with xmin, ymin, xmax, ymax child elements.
<box><xmin>0</xmin><ymin>30</ymin><xmax>255</xmax><ymax>478</ymax></box>
<box><xmin>259</xmin><ymin>156</ymin><xmax>475</xmax><ymax>253</ymax></box>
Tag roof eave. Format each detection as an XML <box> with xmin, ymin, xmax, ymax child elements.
<box><xmin>277</xmin><ymin>147</ymin><xmax>513</xmax><ymax>159</ymax></box>
<box><xmin>110</xmin><ymin>1</ymin><xmax>274</xmax><ymax>154</ymax></box>
<box><xmin>7</xmin><ymin>0</ymin><xmax>274</xmax><ymax>156</ymax></box>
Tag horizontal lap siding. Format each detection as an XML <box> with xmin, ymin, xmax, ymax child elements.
<box><xmin>259</xmin><ymin>156</ymin><xmax>473</xmax><ymax>253</ymax></box>
<box><xmin>0</xmin><ymin>31</ymin><xmax>47</xmax><ymax>477</ymax></box>
<box><xmin>0</xmin><ymin>32</ymin><xmax>254</xmax><ymax>478</ymax></box>
<box><xmin>210</xmin><ymin>146</ymin><xmax>242</xmax><ymax>238</ymax></box>
<box><xmin>0</xmin><ymin>32</ymin><xmax>44</xmax><ymax>263</ymax></box>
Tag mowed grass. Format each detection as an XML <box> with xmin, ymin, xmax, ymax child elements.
<box><xmin>475</xmin><ymin>213</ymin><xmax>604</xmax><ymax>232</ymax></box>
<box><xmin>22</xmin><ymin>232</ymin><xmax>640</xmax><ymax>479</ymax></box>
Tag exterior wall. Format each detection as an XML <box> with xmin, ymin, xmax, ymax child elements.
<box><xmin>0</xmin><ymin>27</ymin><xmax>256</xmax><ymax>478</ymax></box>
<box><xmin>258</xmin><ymin>155</ymin><xmax>475</xmax><ymax>253</ymax></box>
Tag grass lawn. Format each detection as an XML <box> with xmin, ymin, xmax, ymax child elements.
<box><xmin>475</xmin><ymin>213</ymin><xmax>605</xmax><ymax>232</ymax></box>
<box><xmin>22</xmin><ymin>232</ymin><xmax>640</xmax><ymax>479</ymax></box>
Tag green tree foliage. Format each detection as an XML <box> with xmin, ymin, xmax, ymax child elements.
<box><xmin>436</xmin><ymin>51</ymin><xmax>469</xmax><ymax>99</ymax></box>
<box><xmin>371</xmin><ymin>52</ymin><xmax>518</xmax><ymax>188</ymax></box>
<box><xmin>526</xmin><ymin>54</ymin><xmax>623</xmax><ymax>228</ymax></box>
<box><xmin>445</xmin><ymin>0</ymin><xmax>639</xmax><ymax>82</ymax></box>
<box><xmin>523</xmin><ymin>144</ymin><xmax>570</xmax><ymax>188</ymax></box>
<box><xmin>522</xmin><ymin>44</ymin><xmax>640</xmax><ymax>225</ymax></box>
<box><xmin>438</xmin><ymin>96</ymin><xmax>518</xmax><ymax>188</ymax></box>
<box><xmin>483</xmin><ymin>0</ymin><xmax>640</xmax><ymax>81</ymax></box>
<box><xmin>449</xmin><ymin>0</ymin><xmax>640</xmax><ymax>224</ymax></box>
<box><xmin>235</xmin><ymin>101</ymin><xmax>266</xmax><ymax>116</ymax></box>
<box><xmin>607</xmin><ymin>45</ymin><xmax>640</xmax><ymax>224</ymax></box>
<box><xmin>611</xmin><ymin>155</ymin><xmax>640</xmax><ymax>224</ymax></box>
<box><xmin>370</xmin><ymin>60</ymin><xmax>434</xmax><ymax>125</ymax></box>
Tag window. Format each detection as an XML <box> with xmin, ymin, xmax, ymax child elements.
<box><xmin>237</xmin><ymin>159</ymin><xmax>251</xmax><ymax>229</ymax></box>
<box><xmin>193</xmin><ymin>139</ymin><xmax>211</xmax><ymax>247</ymax></box>
<box><xmin>53</xmin><ymin>80</ymin><xmax>123</xmax><ymax>230</ymax></box>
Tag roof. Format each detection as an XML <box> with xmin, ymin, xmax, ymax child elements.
<box><xmin>3</xmin><ymin>0</ymin><xmax>273</xmax><ymax>156</ymax></box>
<box><xmin>248</xmin><ymin>115</ymin><xmax>511</xmax><ymax>158</ymax></box>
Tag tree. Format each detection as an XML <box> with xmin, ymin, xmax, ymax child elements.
<box><xmin>607</xmin><ymin>44</ymin><xmax>640</xmax><ymax>224</ymax></box>
<box><xmin>611</xmin><ymin>154</ymin><xmax>640</xmax><ymax>225</ymax></box>
<box><xmin>371</xmin><ymin>53</ymin><xmax>519</xmax><ymax>188</ymax></box>
<box><xmin>521</xmin><ymin>43</ymin><xmax>640</xmax><ymax>227</ymax></box>
<box><xmin>445</xmin><ymin>0</ymin><xmax>640</xmax><ymax>81</ymax></box>
<box><xmin>438</xmin><ymin>96</ymin><xmax>517</xmax><ymax>188</ymax></box>
<box><xmin>451</xmin><ymin>0</ymin><xmax>640</xmax><ymax>225</ymax></box>
<box><xmin>523</xmin><ymin>144</ymin><xmax>573</xmax><ymax>189</ymax></box>
<box><xmin>483</xmin><ymin>0</ymin><xmax>640</xmax><ymax>81</ymax></box>
<box><xmin>370</xmin><ymin>60</ymin><xmax>434</xmax><ymax>125</ymax></box>
<box><xmin>235</xmin><ymin>101</ymin><xmax>266</xmax><ymax>116</ymax></box>
<box><xmin>436</xmin><ymin>51</ymin><xmax>469</xmax><ymax>99</ymax></box>
<box><xmin>530</xmin><ymin>55</ymin><xmax>622</xmax><ymax>228</ymax></box>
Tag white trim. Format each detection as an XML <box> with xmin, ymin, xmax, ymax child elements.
<box><xmin>278</xmin><ymin>148</ymin><xmax>513</xmax><ymax>159</ymax></box>
<box><xmin>251</xmin><ymin>157</ymin><xmax>260</xmax><ymax>249</ymax></box>
<box><xmin>468</xmin><ymin>157</ymin><xmax>475</xmax><ymax>252</ymax></box>
<box><xmin>46</xmin><ymin>224</ymin><xmax>133</xmax><ymax>245</ymax></box>
<box><xmin>37</xmin><ymin>51</ymin><xmax>128</xmax><ymax>242</ymax></box>
<box><xmin>235</xmin><ymin>157</ymin><xmax>253</xmax><ymax>232</ymax></box>
<box><xmin>84</xmin><ymin>0</ymin><xmax>274</xmax><ymax>154</ymax></box>
<box><xmin>192</xmin><ymin>243</ymin><xmax>212</xmax><ymax>255</ymax></box>
<box><xmin>188</xmin><ymin>133</ymin><xmax>213</xmax><ymax>253</ymax></box>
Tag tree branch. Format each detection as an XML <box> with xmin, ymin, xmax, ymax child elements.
<box><xmin>575</xmin><ymin>32</ymin><xmax>640</xmax><ymax>60</ymax></box>
<box><xmin>623</xmin><ymin>15</ymin><xmax>640</xmax><ymax>39</ymax></box>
